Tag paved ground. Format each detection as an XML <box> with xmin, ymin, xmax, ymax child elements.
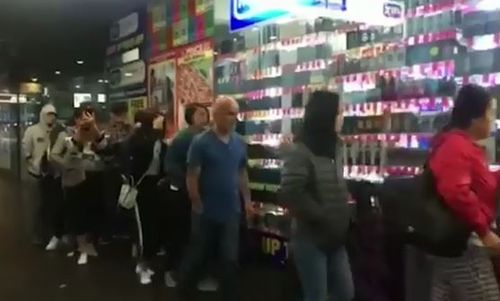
<box><xmin>0</xmin><ymin>176</ymin><xmax>296</xmax><ymax>301</ymax></box>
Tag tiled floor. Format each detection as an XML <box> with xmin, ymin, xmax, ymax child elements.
<box><xmin>0</xmin><ymin>176</ymin><xmax>296</xmax><ymax>301</ymax></box>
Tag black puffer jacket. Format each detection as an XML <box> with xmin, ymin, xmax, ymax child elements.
<box><xmin>280</xmin><ymin>142</ymin><xmax>351</xmax><ymax>249</ymax></box>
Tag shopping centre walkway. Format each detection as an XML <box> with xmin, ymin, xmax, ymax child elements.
<box><xmin>0</xmin><ymin>176</ymin><xmax>294</xmax><ymax>301</ymax></box>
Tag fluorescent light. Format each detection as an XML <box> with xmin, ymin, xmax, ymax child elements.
<box><xmin>76</xmin><ymin>60</ymin><xmax>84</xmax><ymax>65</ymax></box>
<box><xmin>104</xmin><ymin>80</ymin><xmax>109</xmax><ymax>84</ymax></box>
<box><xmin>124</xmin><ymin>72</ymin><xmax>133</xmax><ymax>77</ymax></box>
<box><xmin>269</xmin><ymin>36</ymin><xmax>277</xmax><ymax>40</ymax></box>
<box><xmin>476</xmin><ymin>0</ymin><xmax>500</xmax><ymax>11</ymax></box>
<box><xmin>55</xmin><ymin>71</ymin><xmax>61</xmax><ymax>75</ymax></box>
<box><xmin>75</xmin><ymin>85</ymin><xmax>81</xmax><ymax>89</ymax></box>
<box><xmin>98</xmin><ymin>79</ymin><xmax>104</xmax><ymax>83</ymax></box>
<box><xmin>31</xmin><ymin>78</ymin><xmax>38</xmax><ymax>82</ymax></box>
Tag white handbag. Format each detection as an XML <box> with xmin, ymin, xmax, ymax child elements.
<box><xmin>118</xmin><ymin>174</ymin><xmax>147</xmax><ymax>210</ymax></box>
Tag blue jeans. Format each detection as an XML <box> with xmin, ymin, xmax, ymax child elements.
<box><xmin>179</xmin><ymin>213</ymin><xmax>240</xmax><ymax>301</ymax></box>
<box><xmin>292</xmin><ymin>236</ymin><xmax>354</xmax><ymax>301</ymax></box>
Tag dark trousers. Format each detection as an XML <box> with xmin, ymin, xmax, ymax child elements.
<box><xmin>66</xmin><ymin>179</ymin><xmax>101</xmax><ymax>237</ymax></box>
<box><xmin>37</xmin><ymin>176</ymin><xmax>65</xmax><ymax>240</ymax></box>
<box><xmin>179</xmin><ymin>214</ymin><xmax>240</xmax><ymax>301</ymax></box>
<box><xmin>164</xmin><ymin>186</ymin><xmax>191</xmax><ymax>272</ymax></box>
<box><xmin>135</xmin><ymin>176</ymin><xmax>161</xmax><ymax>262</ymax></box>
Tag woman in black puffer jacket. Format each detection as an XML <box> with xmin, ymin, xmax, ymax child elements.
<box><xmin>280</xmin><ymin>91</ymin><xmax>354</xmax><ymax>301</ymax></box>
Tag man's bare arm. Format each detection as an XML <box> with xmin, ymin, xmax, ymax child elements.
<box><xmin>186</xmin><ymin>166</ymin><xmax>202</xmax><ymax>213</ymax></box>
<box><xmin>239</xmin><ymin>169</ymin><xmax>253</xmax><ymax>213</ymax></box>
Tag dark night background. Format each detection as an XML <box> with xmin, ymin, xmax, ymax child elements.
<box><xmin>0</xmin><ymin>0</ymin><xmax>146</xmax><ymax>84</ymax></box>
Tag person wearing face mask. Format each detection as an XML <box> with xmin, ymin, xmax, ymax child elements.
<box><xmin>164</xmin><ymin>103</ymin><xmax>213</xmax><ymax>289</ymax></box>
<box><xmin>123</xmin><ymin>109</ymin><xmax>168</xmax><ymax>285</ymax></box>
<box><xmin>22</xmin><ymin>103</ymin><xmax>66</xmax><ymax>250</ymax></box>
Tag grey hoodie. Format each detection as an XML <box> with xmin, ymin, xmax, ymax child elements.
<box><xmin>22</xmin><ymin>104</ymin><xmax>58</xmax><ymax>176</ymax></box>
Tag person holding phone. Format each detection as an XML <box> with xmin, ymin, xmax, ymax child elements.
<box><xmin>50</xmin><ymin>106</ymin><xmax>108</xmax><ymax>265</ymax></box>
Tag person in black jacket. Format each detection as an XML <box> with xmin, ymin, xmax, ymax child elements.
<box><xmin>280</xmin><ymin>91</ymin><xmax>354</xmax><ymax>301</ymax></box>
<box><xmin>124</xmin><ymin>109</ymin><xmax>167</xmax><ymax>285</ymax></box>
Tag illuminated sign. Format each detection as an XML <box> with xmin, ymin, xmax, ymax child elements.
<box><xmin>230</xmin><ymin>0</ymin><xmax>345</xmax><ymax>32</ymax></box>
<box><xmin>229</xmin><ymin>0</ymin><xmax>404</xmax><ymax>32</ymax></box>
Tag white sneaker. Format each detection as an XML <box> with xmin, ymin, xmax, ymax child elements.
<box><xmin>77</xmin><ymin>253</ymin><xmax>88</xmax><ymax>265</ymax></box>
<box><xmin>135</xmin><ymin>264</ymin><xmax>155</xmax><ymax>276</ymax></box>
<box><xmin>197</xmin><ymin>277</ymin><xmax>218</xmax><ymax>292</ymax></box>
<box><xmin>139</xmin><ymin>270</ymin><xmax>152</xmax><ymax>285</ymax></box>
<box><xmin>165</xmin><ymin>271</ymin><xmax>177</xmax><ymax>288</ymax></box>
<box><xmin>45</xmin><ymin>236</ymin><xmax>60</xmax><ymax>251</ymax></box>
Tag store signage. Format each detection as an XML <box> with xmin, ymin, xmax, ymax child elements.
<box><xmin>261</xmin><ymin>234</ymin><xmax>289</xmax><ymax>265</ymax></box>
<box><xmin>229</xmin><ymin>0</ymin><xmax>403</xmax><ymax>32</ymax></box>
<box><xmin>109</xmin><ymin>60</ymin><xmax>146</xmax><ymax>89</ymax></box>
<box><xmin>110</xmin><ymin>13</ymin><xmax>139</xmax><ymax>42</ymax></box>
<box><xmin>106</xmin><ymin>34</ymin><xmax>144</xmax><ymax>56</ymax></box>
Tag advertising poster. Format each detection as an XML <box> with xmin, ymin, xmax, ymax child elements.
<box><xmin>148</xmin><ymin>51</ymin><xmax>177</xmax><ymax>136</ymax></box>
<box><xmin>176</xmin><ymin>39</ymin><xmax>214</xmax><ymax>129</ymax></box>
<box><xmin>127</xmin><ymin>97</ymin><xmax>148</xmax><ymax>123</ymax></box>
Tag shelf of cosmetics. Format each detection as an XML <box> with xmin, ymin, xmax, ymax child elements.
<box><xmin>215</xmin><ymin>38</ymin><xmax>464</xmax><ymax>91</ymax></box>
<box><xmin>238</xmin><ymin>96</ymin><xmax>454</xmax><ymax>122</ymax></box>
<box><xmin>222</xmin><ymin>62</ymin><xmax>457</xmax><ymax>106</ymax></box>
<box><xmin>239</xmin><ymin>106</ymin><xmax>450</xmax><ymax>138</ymax></box>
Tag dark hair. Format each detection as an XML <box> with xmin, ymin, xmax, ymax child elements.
<box><xmin>445</xmin><ymin>84</ymin><xmax>491</xmax><ymax>131</ymax></box>
<box><xmin>72</xmin><ymin>104</ymin><xmax>94</xmax><ymax>121</ymax></box>
<box><xmin>299</xmin><ymin>91</ymin><xmax>341</xmax><ymax>157</ymax></box>
<box><xmin>184</xmin><ymin>103</ymin><xmax>209</xmax><ymax>125</ymax></box>
<box><xmin>134</xmin><ymin>109</ymin><xmax>156</xmax><ymax>129</ymax></box>
<box><xmin>110</xmin><ymin>101</ymin><xmax>128</xmax><ymax>116</ymax></box>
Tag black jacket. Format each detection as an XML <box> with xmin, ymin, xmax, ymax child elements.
<box><xmin>280</xmin><ymin>142</ymin><xmax>351</xmax><ymax>249</ymax></box>
<box><xmin>123</xmin><ymin>128</ymin><xmax>167</xmax><ymax>182</ymax></box>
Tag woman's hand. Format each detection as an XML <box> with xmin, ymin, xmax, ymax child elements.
<box><xmin>481</xmin><ymin>231</ymin><xmax>500</xmax><ymax>256</ymax></box>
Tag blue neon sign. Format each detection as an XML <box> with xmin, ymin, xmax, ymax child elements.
<box><xmin>229</xmin><ymin>0</ymin><xmax>346</xmax><ymax>32</ymax></box>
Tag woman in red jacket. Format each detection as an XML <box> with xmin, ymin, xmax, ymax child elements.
<box><xmin>429</xmin><ymin>84</ymin><xmax>500</xmax><ymax>300</ymax></box>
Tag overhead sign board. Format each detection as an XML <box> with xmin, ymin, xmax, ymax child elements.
<box><xmin>229</xmin><ymin>0</ymin><xmax>403</xmax><ymax>32</ymax></box>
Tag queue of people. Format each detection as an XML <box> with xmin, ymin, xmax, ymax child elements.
<box><xmin>22</xmin><ymin>84</ymin><xmax>500</xmax><ymax>301</ymax></box>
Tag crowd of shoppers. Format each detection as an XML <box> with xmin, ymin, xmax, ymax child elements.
<box><xmin>22</xmin><ymin>85</ymin><xmax>500</xmax><ymax>301</ymax></box>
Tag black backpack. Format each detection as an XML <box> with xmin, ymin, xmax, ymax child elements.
<box><xmin>380</xmin><ymin>167</ymin><xmax>471</xmax><ymax>257</ymax></box>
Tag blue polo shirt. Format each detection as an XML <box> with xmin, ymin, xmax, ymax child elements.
<box><xmin>187</xmin><ymin>130</ymin><xmax>247</xmax><ymax>222</ymax></box>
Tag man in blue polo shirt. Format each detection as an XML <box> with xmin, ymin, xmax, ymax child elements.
<box><xmin>179</xmin><ymin>96</ymin><xmax>253</xmax><ymax>301</ymax></box>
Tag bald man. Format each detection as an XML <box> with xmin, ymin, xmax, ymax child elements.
<box><xmin>179</xmin><ymin>97</ymin><xmax>252</xmax><ymax>300</ymax></box>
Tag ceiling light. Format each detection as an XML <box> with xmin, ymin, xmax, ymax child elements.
<box><xmin>55</xmin><ymin>71</ymin><xmax>61</xmax><ymax>75</ymax></box>
<box><xmin>76</xmin><ymin>60</ymin><xmax>84</xmax><ymax>65</ymax></box>
<box><xmin>75</xmin><ymin>85</ymin><xmax>81</xmax><ymax>89</ymax></box>
<box><xmin>124</xmin><ymin>72</ymin><xmax>133</xmax><ymax>77</ymax></box>
<box><xmin>104</xmin><ymin>80</ymin><xmax>109</xmax><ymax>84</ymax></box>
<box><xmin>98</xmin><ymin>79</ymin><xmax>104</xmax><ymax>83</ymax></box>
<box><xmin>269</xmin><ymin>36</ymin><xmax>277</xmax><ymax>40</ymax></box>
<box><xmin>31</xmin><ymin>78</ymin><xmax>38</xmax><ymax>82</ymax></box>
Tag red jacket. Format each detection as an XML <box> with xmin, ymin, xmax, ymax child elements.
<box><xmin>429</xmin><ymin>130</ymin><xmax>498</xmax><ymax>237</ymax></box>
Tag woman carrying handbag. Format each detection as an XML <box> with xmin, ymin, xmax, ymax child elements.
<box><xmin>428</xmin><ymin>84</ymin><xmax>500</xmax><ymax>300</ymax></box>
<box><xmin>123</xmin><ymin>110</ymin><xmax>167</xmax><ymax>285</ymax></box>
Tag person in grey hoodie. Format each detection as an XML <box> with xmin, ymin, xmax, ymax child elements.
<box><xmin>280</xmin><ymin>91</ymin><xmax>354</xmax><ymax>301</ymax></box>
<box><xmin>22</xmin><ymin>103</ymin><xmax>66</xmax><ymax>250</ymax></box>
<box><xmin>50</xmin><ymin>105</ymin><xmax>108</xmax><ymax>265</ymax></box>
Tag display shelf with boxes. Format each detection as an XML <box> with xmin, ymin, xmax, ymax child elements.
<box><xmin>211</xmin><ymin>0</ymin><xmax>500</xmax><ymax>265</ymax></box>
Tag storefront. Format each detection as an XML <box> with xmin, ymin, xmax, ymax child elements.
<box><xmin>144</xmin><ymin>0</ymin><xmax>500</xmax><ymax>297</ymax></box>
